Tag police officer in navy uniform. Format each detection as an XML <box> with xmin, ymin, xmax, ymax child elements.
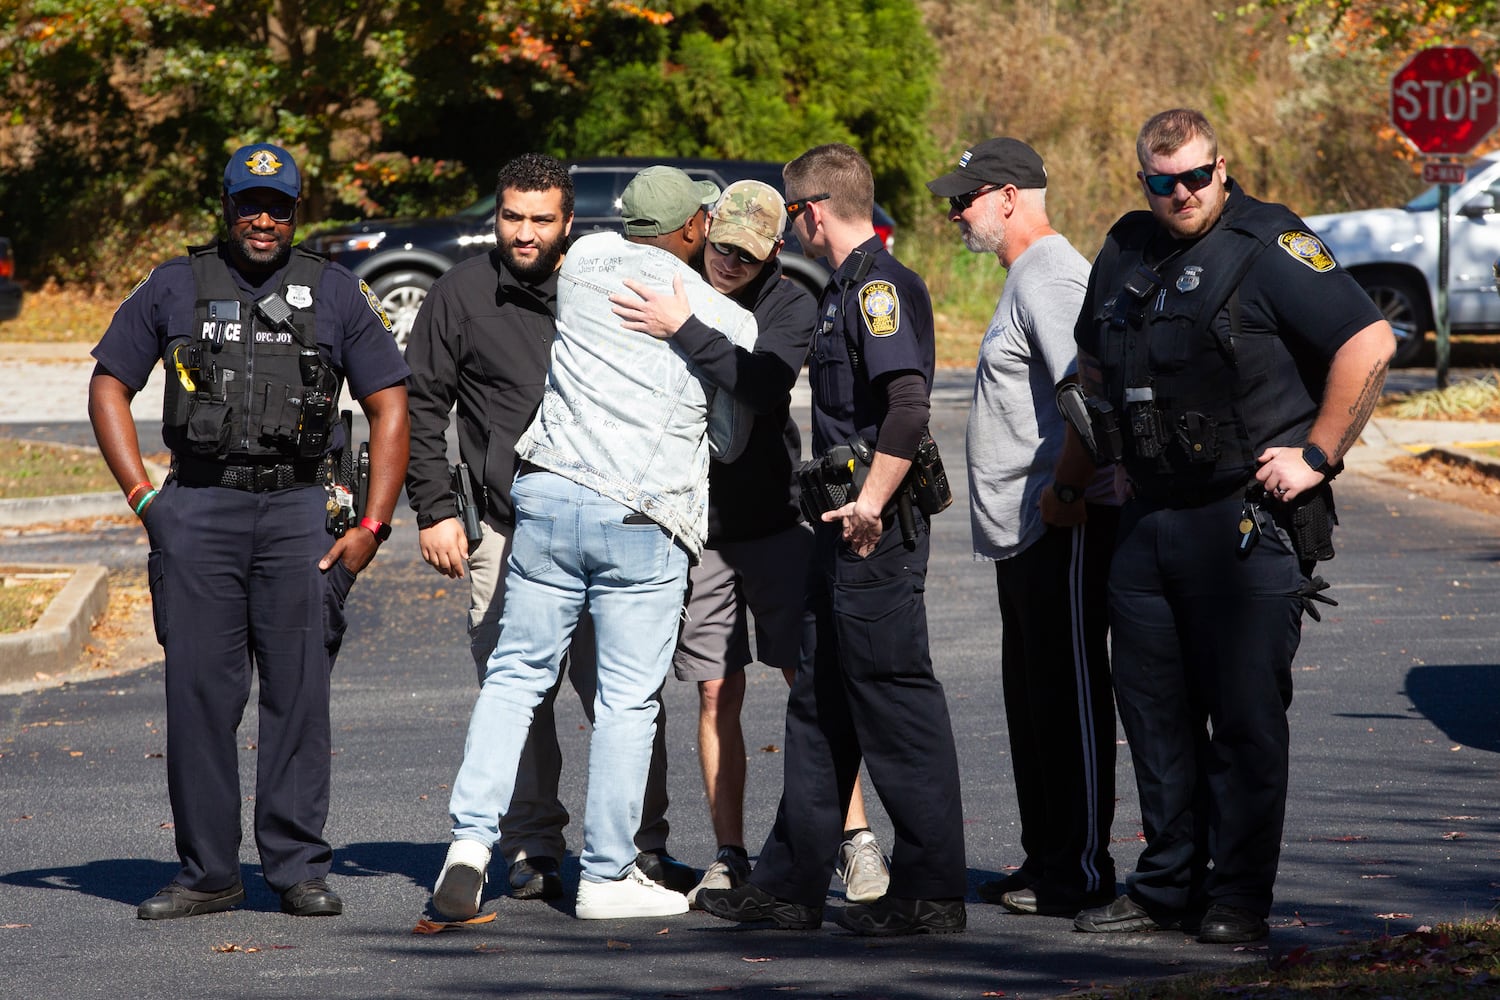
<box><xmin>89</xmin><ymin>143</ymin><xmax>411</xmax><ymax>920</ymax></box>
<box><xmin>1063</xmin><ymin>110</ymin><xmax>1395</xmax><ymax>944</ymax></box>
<box><xmin>698</xmin><ymin>143</ymin><xmax>968</xmax><ymax>937</ymax></box>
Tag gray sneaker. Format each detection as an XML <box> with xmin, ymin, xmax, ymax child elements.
<box><xmin>687</xmin><ymin>849</ymin><xmax>753</xmax><ymax>909</ymax></box>
<box><xmin>837</xmin><ymin>830</ymin><xmax>890</xmax><ymax>904</ymax></box>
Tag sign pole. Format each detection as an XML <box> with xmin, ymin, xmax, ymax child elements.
<box><xmin>1436</xmin><ymin>180</ymin><xmax>1451</xmax><ymax>389</ymax></box>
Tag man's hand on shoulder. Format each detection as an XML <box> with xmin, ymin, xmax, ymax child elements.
<box><xmin>418</xmin><ymin>517</ymin><xmax>470</xmax><ymax>579</ymax></box>
<box><xmin>610</xmin><ymin>274</ymin><xmax>691</xmax><ymax>340</ymax></box>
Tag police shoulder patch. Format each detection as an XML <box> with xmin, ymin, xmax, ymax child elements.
<box><xmin>1277</xmin><ymin>231</ymin><xmax>1335</xmax><ymax>272</ymax></box>
<box><xmin>858</xmin><ymin>279</ymin><xmax>900</xmax><ymax>337</ymax></box>
<box><xmin>358</xmin><ymin>278</ymin><xmax>393</xmax><ymax>332</ymax></box>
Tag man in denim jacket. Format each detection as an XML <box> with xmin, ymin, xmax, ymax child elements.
<box><xmin>430</xmin><ymin>166</ymin><xmax>758</xmax><ymax>921</ymax></box>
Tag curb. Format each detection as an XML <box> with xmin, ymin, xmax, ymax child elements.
<box><xmin>0</xmin><ymin>562</ymin><xmax>109</xmax><ymax>685</ymax></box>
<box><xmin>0</xmin><ymin>455</ymin><xmax>170</xmax><ymax>527</ymax></box>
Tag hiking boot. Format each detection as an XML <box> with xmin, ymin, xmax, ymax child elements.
<box><xmin>837</xmin><ymin>830</ymin><xmax>890</xmax><ymax>903</ymax></box>
<box><xmin>696</xmin><ymin>883</ymin><xmax>823</xmax><ymax>930</ymax></box>
<box><xmin>835</xmin><ymin>897</ymin><xmax>966</xmax><ymax>937</ymax></box>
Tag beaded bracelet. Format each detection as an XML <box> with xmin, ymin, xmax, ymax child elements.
<box><xmin>132</xmin><ymin>489</ymin><xmax>159</xmax><ymax>517</ymax></box>
<box><xmin>125</xmin><ymin>481</ymin><xmax>153</xmax><ymax>506</ymax></box>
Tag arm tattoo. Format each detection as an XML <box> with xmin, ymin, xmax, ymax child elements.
<box><xmin>1335</xmin><ymin>359</ymin><xmax>1389</xmax><ymax>458</ymax></box>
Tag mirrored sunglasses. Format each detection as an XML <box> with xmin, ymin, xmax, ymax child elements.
<box><xmin>1141</xmin><ymin>163</ymin><xmax>1217</xmax><ymax>197</ymax></box>
<box><xmin>710</xmin><ymin>241</ymin><xmax>760</xmax><ymax>265</ymax></box>
<box><xmin>784</xmin><ymin>192</ymin><xmax>830</xmax><ymax>220</ymax></box>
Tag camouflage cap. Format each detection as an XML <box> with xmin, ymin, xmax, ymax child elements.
<box><xmin>708</xmin><ymin>180</ymin><xmax>786</xmax><ymax>261</ymax></box>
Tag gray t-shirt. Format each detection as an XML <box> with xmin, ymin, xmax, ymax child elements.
<box><xmin>966</xmin><ymin>233</ymin><xmax>1111</xmax><ymax>561</ymax></box>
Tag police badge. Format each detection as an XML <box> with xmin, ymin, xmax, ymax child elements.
<box><xmin>858</xmin><ymin>280</ymin><xmax>899</xmax><ymax>337</ymax></box>
<box><xmin>285</xmin><ymin>284</ymin><xmax>313</xmax><ymax>309</ymax></box>
<box><xmin>1176</xmin><ymin>265</ymin><xmax>1202</xmax><ymax>293</ymax></box>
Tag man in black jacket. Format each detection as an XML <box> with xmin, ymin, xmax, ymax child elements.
<box><xmin>405</xmin><ymin>154</ymin><xmax>683</xmax><ymax>906</ymax></box>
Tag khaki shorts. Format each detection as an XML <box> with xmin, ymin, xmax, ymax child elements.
<box><xmin>672</xmin><ymin>524</ymin><xmax>814</xmax><ymax>683</ymax></box>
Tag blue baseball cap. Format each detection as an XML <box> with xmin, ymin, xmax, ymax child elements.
<box><xmin>223</xmin><ymin>143</ymin><xmax>301</xmax><ymax>199</ymax></box>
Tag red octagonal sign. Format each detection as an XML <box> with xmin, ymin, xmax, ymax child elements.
<box><xmin>1391</xmin><ymin>46</ymin><xmax>1498</xmax><ymax>155</ymax></box>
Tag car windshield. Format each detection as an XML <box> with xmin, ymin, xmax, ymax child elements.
<box><xmin>1405</xmin><ymin>160</ymin><xmax>1495</xmax><ymax>210</ymax></box>
<box><xmin>455</xmin><ymin>195</ymin><xmax>497</xmax><ymax>220</ymax></box>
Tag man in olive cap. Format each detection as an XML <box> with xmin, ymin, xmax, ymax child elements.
<box><xmin>432</xmin><ymin>166</ymin><xmax>759</xmax><ymax>922</ymax></box>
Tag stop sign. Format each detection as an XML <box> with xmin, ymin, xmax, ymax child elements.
<box><xmin>1390</xmin><ymin>46</ymin><xmax>1499</xmax><ymax>155</ymax></box>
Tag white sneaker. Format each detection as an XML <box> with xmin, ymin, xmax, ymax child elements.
<box><xmin>686</xmin><ymin>849</ymin><xmax>753</xmax><ymax>909</ymax></box>
<box><xmin>837</xmin><ymin>830</ymin><xmax>890</xmax><ymax>904</ymax></box>
<box><xmin>576</xmin><ymin>864</ymin><xmax>690</xmax><ymax>919</ymax></box>
<box><xmin>432</xmin><ymin>839</ymin><xmax>491</xmax><ymax>919</ymax></box>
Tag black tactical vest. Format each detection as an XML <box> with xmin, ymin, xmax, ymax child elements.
<box><xmin>162</xmin><ymin>244</ymin><xmax>332</xmax><ymax>460</ymax></box>
<box><xmin>1092</xmin><ymin>192</ymin><xmax>1316</xmax><ymax>501</ymax></box>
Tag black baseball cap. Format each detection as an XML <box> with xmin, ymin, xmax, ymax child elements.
<box><xmin>926</xmin><ymin>137</ymin><xmax>1047</xmax><ymax>196</ymax></box>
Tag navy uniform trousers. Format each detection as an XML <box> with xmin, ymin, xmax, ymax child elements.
<box><xmin>752</xmin><ymin>512</ymin><xmax>968</xmax><ymax>908</ymax></box>
<box><xmin>1109</xmin><ymin>491</ymin><xmax>1305</xmax><ymax>919</ymax></box>
<box><xmin>145</xmin><ymin>476</ymin><xmax>354</xmax><ymax>894</ymax></box>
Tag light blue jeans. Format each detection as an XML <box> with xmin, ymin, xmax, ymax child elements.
<box><xmin>448</xmin><ymin>471</ymin><xmax>689</xmax><ymax>883</ymax></box>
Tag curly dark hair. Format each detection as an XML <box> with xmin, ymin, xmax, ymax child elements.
<box><xmin>495</xmin><ymin>153</ymin><xmax>574</xmax><ymax>218</ymax></box>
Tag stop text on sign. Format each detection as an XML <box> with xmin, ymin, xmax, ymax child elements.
<box><xmin>1393</xmin><ymin>78</ymin><xmax>1496</xmax><ymax>125</ymax></box>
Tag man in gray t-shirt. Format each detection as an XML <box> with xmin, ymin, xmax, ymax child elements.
<box><xmin>928</xmin><ymin>138</ymin><xmax>1120</xmax><ymax>917</ymax></box>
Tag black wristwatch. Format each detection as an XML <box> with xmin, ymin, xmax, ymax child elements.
<box><xmin>1053</xmin><ymin>483</ymin><xmax>1083</xmax><ymax>504</ymax></box>
<box><xmin>1301</xmin><ymin>444</ymin><xmax>1329</xmax><ymax>476</ymax></box>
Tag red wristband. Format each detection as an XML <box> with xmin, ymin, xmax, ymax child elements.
<box><xmin>125</xmin><ymin>481</ymin><xmax>153</xmax><ymax>504</ymax></box>
<box><xmin>359</xmin><ymin>516</ymin><xmax>391</xmax><ymax>542</ymax></box>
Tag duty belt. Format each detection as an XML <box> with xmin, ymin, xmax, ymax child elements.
<box><xmin>172</xmin><ymin>456</ymin><xmax>322</xmax><ymax>493</ymax></box>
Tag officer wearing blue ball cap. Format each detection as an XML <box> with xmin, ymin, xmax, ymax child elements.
<box><xmin>88</xmin><ymin>140</ymin><xmax>411</xmax><ymax>922</ymax></box>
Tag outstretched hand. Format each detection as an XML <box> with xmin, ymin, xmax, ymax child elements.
<box><xmin>610</xmin><ymin>274</ymin><xmax>691</xmax><ymax>339</ymax></box>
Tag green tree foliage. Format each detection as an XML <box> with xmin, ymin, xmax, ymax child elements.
<box><xmin>0</xmin><ymin>0</ymin><xmax>663</xmax><ymax>285</ymax></box>
<box><xmin>0</xmin><ymin>0</ymin><xmax>937</xmax><ymax>288</ymax></box>
<box><xmin>1236</xmin><ymin>1</ymin><xmax>1500</xmax><ymax>60</ymax></box>
<box><xmin>555</xmin><ymin>0</ymin><xmax>938</xmax><ymax>222</ymax></box>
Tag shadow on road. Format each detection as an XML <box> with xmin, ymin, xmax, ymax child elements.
<box><xmin>1405</xmin><ymin>663</ymin><xmax>1500</xmax><ymax>753</ymax></box>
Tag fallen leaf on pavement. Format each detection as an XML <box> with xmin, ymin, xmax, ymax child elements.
<box><xmin>606</xmin><ymin>939</ymin><xmax>631</xmax><ymax>949</ymax></box>
<box><xmin>1442</xmin><ymin>831</ymin><xmax>1467</xmax><ymax>840</ymax></box>
<box><xmin>211</xmin><ymin>942</ymin><xmax>260</xmax><ymax>953</ymax></box>
<box><xmin>741</xmin><ymin>956</ymin><xmax>774</xmax><ymax>963</ymax></box>
<box><xmin>1376</xmin><ymin>912</ymin><xmax>1413</xmax><ymax>919</ymax></box>
<box><xmin>412</xmin><ymin>912</ymin><xmax>497</xmax><ymax>934</ymax></box>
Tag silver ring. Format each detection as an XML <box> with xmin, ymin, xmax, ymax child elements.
<box><xmin>1275</xmin><ymin>486</ymin><xmax>1288</xmax><ymax>496</ymax></box>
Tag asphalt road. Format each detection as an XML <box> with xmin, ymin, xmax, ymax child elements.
<box><xmin>2</xmin><ymin>370</ymin><xmax>1498</xmax><ymax>999</ymax></box>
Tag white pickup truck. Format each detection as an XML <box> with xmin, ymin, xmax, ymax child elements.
<box><xmin>1305</xmin><ymin>154</ymin><xmax>1500</xmax><ymax>367</ymax></box>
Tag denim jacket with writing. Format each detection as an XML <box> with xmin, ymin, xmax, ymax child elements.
<box><xmin>516</xmin><ymin>231</ymin><xmax>758</xmax><ymax>558</ymax></box>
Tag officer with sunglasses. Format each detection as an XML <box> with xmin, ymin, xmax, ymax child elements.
<box><xmin>1063</xmin><ymin>109</ymin><xmax>1395</xmax><ymax>944</ymax></box>
<box><xmin>89</xmin><ymin>143</ymin><xmax>410</xmax><ymax>920</ymax></box>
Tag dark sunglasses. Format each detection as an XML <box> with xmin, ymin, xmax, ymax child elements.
<box><xmin>784</xmin><ymin>192</ymin><xmax>830</xmax><ymax>219</ymax></box>
<box><xmin>948</xmin><ymin>184</ymin><xmax>1002</xmax><ymax>214</ymax></box>
<box><xmin>710</xmin><ymin>241</ymin><xmax>760</xmax><ymax>265</ymax></box>
<box><xmin>1140</xmin><ymin>163</ymin><xmax>1217</xmax><ymax>197</ymax></box>
<box><xmin>231</xmin><ymin>197</ymin><xmax>297</xmax><ymax>223</ymax></box>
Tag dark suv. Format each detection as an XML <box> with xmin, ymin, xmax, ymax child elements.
<box><xmin>304</xmin><ymin>157</ymin><xmax>896</xmax><ymax>348</ymax></box>
<box><xmin>0</xmin><ymin>237</ymin><xmax>22</xmax><ymax>323</ymax></box>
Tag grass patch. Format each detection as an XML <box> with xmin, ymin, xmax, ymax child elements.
<box><xmin>0</xmin><ymin>569</ymin><xmax>68</xmax><ymax>634</ymax></box>
<box><xmin>0</xmin><ymin>437</ymin><xmax>117</xmax><ymax>498</ymax></box>
<box><xmin>1377</xmin><ymin>371</ymin><xmax>1500</xmax><ymax>421</ymax></box>
<box><xmin>1072</xmin><ymin>919</ymin><xmax>1500</xmax><ymax>999</ymax></box>
<box><xmin>0</xmin><ymin>284</ymin><xmax>120</xmax><ymax>343</ymax></box>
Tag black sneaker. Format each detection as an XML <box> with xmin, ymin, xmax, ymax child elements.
<box><xmin>280</xmin><ymin>877</ymin><xmax>343</xmax><ymax>917</ymax></box>
<box><xmin>835</xmin><ymin>897</ymin><xmax>966</xmax><ymax>936</ymax></box>
<box><xmin>697</xmin><ymin>883</ymin><xmax>823</xmax><ymax>930</ymax></box>
<box><xmin>634</xmin><ymin>848</ymin><xmax>699</xmax><ymax>896</ymax></box>
<box><xmin>137</xmin><ymin>882</ymin><xmax>246</xmax><ymax>921</ymax></box>
<box><xmin>1074</xmin><ymin>893</ymin><xmax>1179</xmax><ymax>933</ymax></box>
<box><xmin>508</xmin><ymin>856</ymin><xmax>563</xmax><ymax>901</ymax></box>
<box><xmin>1197</xmin><ymin>903</ymin><xmax>1269</xmax><ymax>944</ymax></box>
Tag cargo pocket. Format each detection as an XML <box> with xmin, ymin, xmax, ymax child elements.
<box><xmin>322</xmin><ymin>560</ymin><xmax>358</xmax><ymax>662</ymax></box>
<box><xmin>832</xmin><ymin>570</ymin><xmax>927</xmax><ymax>681</ymax></box>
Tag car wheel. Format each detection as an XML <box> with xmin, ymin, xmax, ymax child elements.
<box><xmin>1354</xmin><ymin>270</ymin><xmax>1430</xmax><ymax>368</ymax></box>
<box><xmin>369</xmin><ymin>270</ymin><xmax>436</xmax><ymax>352</ymax></box>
